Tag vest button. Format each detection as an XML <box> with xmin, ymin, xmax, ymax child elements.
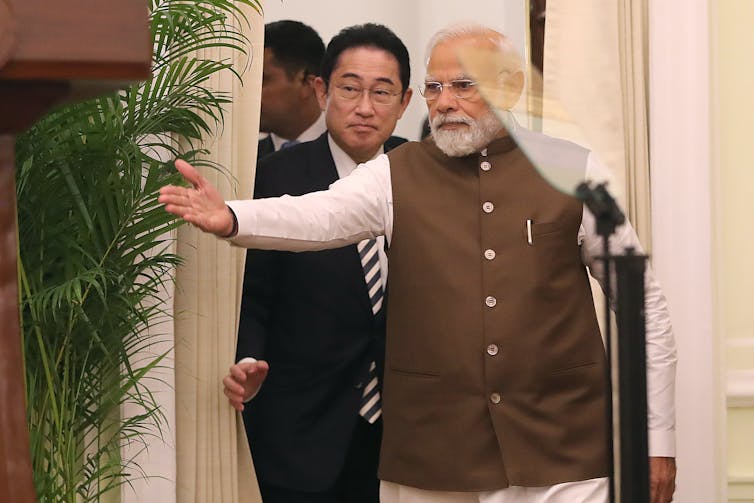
<box><xmin>482</xmin><ymin>201</ymin><xmax>494</xmax><ymax>213</ymax></box>
<box><xmin>487</xmin><ymin>344</ymin><xmax>499</xmax><ymax>356</ymax></box>
<box><xmin>480</xmin><ymin>161</ymin><xmax>492</xmax><ymax>171</ymax></box>
<box><xmin>484</xmin><ymin>249</ymin><xmax>496</xmax><ymax>260</ymax></box>
<box><xmin>489</xmin><ymin>392</ymin><xmax>502</xmax><ymax>404</ymax></box>
<box><xmin>485</xmin><ymin>296</ymin><xmax>497</xmax><ymax>308</ymax></box>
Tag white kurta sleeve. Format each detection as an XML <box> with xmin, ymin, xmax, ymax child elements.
<box><xmin>579</xmin><ymin>153</ymin><xmax>677</xmax><ymax>458</ymax></box>
<box><xmin>226</xmin><ymin>154</ymin><xmax>394</xmax><ymax>251</ymax></box>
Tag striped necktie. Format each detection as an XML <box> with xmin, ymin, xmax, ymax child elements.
<box><xmin>357</xmin><ymin>238</ymin><xmax>383</xmax><ymax>423</ymax></box>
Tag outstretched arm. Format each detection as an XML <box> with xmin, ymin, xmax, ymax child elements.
<box><xmin>162</xmin><ymin>155</ymin><xmax>394</xmax><ymax>251</ymax></box>
<box><xmin>159</xmin><ymin>159</ymin><xmax>235</xmax><ymax>237</ymax></box>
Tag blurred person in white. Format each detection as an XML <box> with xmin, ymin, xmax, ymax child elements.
<box><xmin>161</xmin><ymin>22</ymin><xmax>677</xmax><ymax>503</ymax></box>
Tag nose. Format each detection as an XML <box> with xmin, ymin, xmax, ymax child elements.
<box><xmin>435</xmin><ymin>85</ymin><xmax>458</xmax><ymax>114</ymax></box>
<box><xmin>354</xmin><ymin>89</ymin><xmax>376</xmax><ymax>116</ymax></box>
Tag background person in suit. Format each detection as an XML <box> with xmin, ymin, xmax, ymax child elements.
<box><xmin>258</xmin><ymin>20</ymin><xmax>326</xmax><ymax>159</ymax></box>
<box><xmin>224</xmin><ymin>23</ymin><xmax>412</xmax><ymax>503</ymax></box>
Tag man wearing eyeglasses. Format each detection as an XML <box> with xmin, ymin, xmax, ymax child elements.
<box><xmin>163</xmin><ymin>22</ymin><xmax>676</xmax><ymax>503</ymax></box>
<box><xmin>228</xmin><ymin>23</ymin><xmax>411</xmax><ymax>503</ymax></box>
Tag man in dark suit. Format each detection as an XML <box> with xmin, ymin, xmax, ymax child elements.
<box><xmin>223</xmin><ymin>24</ymin><xmax>413</xmax><ymax>503</ymax></box>
<box><xmin>258</xmin><ymin>20</ymin><xmax>326</xmax><ymax>160</ymax></box>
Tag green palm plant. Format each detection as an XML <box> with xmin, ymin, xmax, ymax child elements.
<box><xmin>15</xmin><ymin>1</ymin><xmax>260</xmax><ymax>501</ymax></box>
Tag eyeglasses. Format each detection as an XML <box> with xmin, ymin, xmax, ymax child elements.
<box><xmin>420</xmin><ymin>79</ymin><xmax>478</xmax><ymax>101</ymax></box>
<box><xmin>332</xmin><ymin>84</ymin><xmax>402</xmax><ymax>106</ymax></box>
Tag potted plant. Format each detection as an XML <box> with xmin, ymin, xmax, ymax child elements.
<box><xmin>15</xmin><ymin>1</ymin><xmax>260</xmax><ymax>500</ymax></box>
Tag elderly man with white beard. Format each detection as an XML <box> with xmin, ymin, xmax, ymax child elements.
<box><xmin>160</xmin><ymin>22</ymin><xmax>677</xmax><ymax>503</ymax></box>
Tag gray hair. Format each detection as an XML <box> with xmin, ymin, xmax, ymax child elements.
<box><xmin>424</xmin><ymin>21</ymin><xmax>522</xmax><ymax>74</ymax></box>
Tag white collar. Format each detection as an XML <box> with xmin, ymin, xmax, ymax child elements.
<box><xmin>269</xmin><ymin>113</ymin><xmax>327</xmax><ymax>151</ymax></box>
<box><xmin>327</xmin><ymin>134</ymin><xmax>384</xmax><ymax>180</ymax></box>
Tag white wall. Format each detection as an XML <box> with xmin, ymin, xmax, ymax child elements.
<box><xmin>649</xmin><ymin>0</ymin><xmax>721</xmax><ymax>501</ymax></box>
<box><xmin>714</xmin><ymin>1</ymin><xmax>754</xmax><ymax>501</ymax></box>
<box><xmin>261</xmin><ymin>0</ymin><xmax>527</xmax><ymax>141</ymax></box>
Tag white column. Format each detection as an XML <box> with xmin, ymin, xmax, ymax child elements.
<box><xmin>648</xmin><ymin>1</ymin><xmax>723</xmax><ymax>501</ymax></box>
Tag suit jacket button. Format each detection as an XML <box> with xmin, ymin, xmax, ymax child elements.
<box><xmin>354</xmin><ymin>381</ymin><xmax>364</xmax><ymax>389</ymax></box>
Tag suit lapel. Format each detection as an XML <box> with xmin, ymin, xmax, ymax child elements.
<box><xmin>301</xmin><ymin>132</ymin><xmax>402</xmax><ymax>322</ymax></box>
<box><xmin>305</xmin><ymin>133</ymin><xmax>340</xmax><ymax>189</ymax></box>
<box><xmin>257</xmin><ymin>136</ymin><xmax>275</xmax><ymax>160</ymax></box>
<box><xmin>309</xmin><ymin>133</ymin><xmax>378</xmax><ymax>319</ymax></box>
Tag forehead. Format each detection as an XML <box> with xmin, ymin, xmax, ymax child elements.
<box><xmin>426</xmin><ymin>34</ymin><xmax>500</xmax><ymax>80</ymax></box>
<box><xmin>263</xmin><ymin>48</ymin><xmax>288</xmax><ymax>74</ymax></box>
<box><xmin>330</xmin><ymin>46</ymin><xmax>400</xmax><ymax>82</ymax></box>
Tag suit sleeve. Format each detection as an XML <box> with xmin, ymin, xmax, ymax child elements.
<box><xmin>235</xmin><ymin>248</ymin><xmax>280</xmax><ymax>361</ymax></box>
<box><xmin>235</xmin><ymin>164</ymin><xmax>281</xmax><ymax>362</ymax></box>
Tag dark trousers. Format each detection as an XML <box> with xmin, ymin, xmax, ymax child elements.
<box><xmin>258</xmin><ymin>417</ymin><xmax>382</xmax><ymax>503</ymax></box>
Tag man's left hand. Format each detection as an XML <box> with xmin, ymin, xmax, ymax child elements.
<box><xmin>649</xmin><ymin>456</ymin><xmax>676</xmax><ymax>503</ymax></box>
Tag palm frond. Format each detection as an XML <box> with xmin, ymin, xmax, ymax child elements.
<box><xmin>16</xmin><ymin>0</ymin><xmax>257</xmax><ymax>501</ymax></box>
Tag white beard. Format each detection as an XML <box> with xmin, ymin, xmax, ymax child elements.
<box><xmin>430</xmin><ymin>110</ymin><xmax>504</xmax><ymax>157</ymax></box>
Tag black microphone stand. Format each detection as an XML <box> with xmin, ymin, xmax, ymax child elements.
<box><xmin>575</xmin><ymin>182</ymin><xmax>650</xmax><ymax>503</ymax></box>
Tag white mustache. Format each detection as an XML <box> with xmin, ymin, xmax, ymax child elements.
<box><xmin>432</xmin><ymin>114</ymin><xmax>473</xmax><ymax>128</ymax></box>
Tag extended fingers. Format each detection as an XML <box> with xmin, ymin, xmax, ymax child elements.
<box><xmin>223</xmin><ymin>387</ymin><xmax>245</xmax><ymax>411</ymax></box>
<box><xmin>252</xmin><ymin>360</ymin><xmax>270</xmax><ymax>373</ymax></box>
<box><xmin>159</xmin><ymin>184</ymin><xmax>188</xmax><ymax>196</ymax></box>
<box><xmin>159</xmin><ymin>187</ymin><xmax>200</xmax><ymax>222</ymax></box>
<box><xmin>175</xmin><ymin>159</ymin><xmax>204</xmax><ymax>188</ymax></box>
<box><xmin>159</xmin><ymin>186</ymin><xmax>190</xmax><ymax>207</ymax></box>
<box><xmin>230</xmin><ymin>364</ymin><xmax>248</xmax><ymax>381</ymax></box>
<box><xmin>222</xmin><ymin>372</ymin><xmax>247</xmax><ymax>411</ymax></box>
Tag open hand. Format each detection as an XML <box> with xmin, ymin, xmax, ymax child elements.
<box><xmin>159</xmin><ymin>159</ymin><xmax>234</xmax><ymax>236</ymax></box>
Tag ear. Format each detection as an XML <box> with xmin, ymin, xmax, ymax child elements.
<box><xmin>303</xmin><ymin>72</ymin><xmax>317</xmax><ymax>87</ymax></box>
<box><xmin>313</xmin><ymin>76</ymin><xmax>329</xmax><ymax>112</ymax></box>
<box><xmin>500</xmin><ymin>70</ymin><xmax>524</xmax><ymax>110</ymax></box>
<box><xmin>396</xmin><ymin>87</ymin><xmax>413</xmax><ymax>119</ymax></box>
<box><xmin>300</xmin><ymin>71</ymin><xmax>317</xmax><ymax>99</ymax></box>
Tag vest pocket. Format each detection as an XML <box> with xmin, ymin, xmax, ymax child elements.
<box><xmin>541</xmin><ymin>361</ymin><xmax>602</xmax><ymax>396</ymax></box>
<box><xmin>388</xmin><ymin>366</ymin><xmax>441</xmax><ymax>378</ymax></box>
<box><xmin>530</xmin><ymin>220</ymin><xmax>567</xmax><ymax>238</ymax></box>
<box><xmin>548</xmin><ymin>360</ymin><xmax>598</xmax><ymax>376</ymax></box>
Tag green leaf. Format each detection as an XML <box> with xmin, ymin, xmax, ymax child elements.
<box><xmin>16</xmin><ymin>0</ymin><xmax>257</xmax><ymax>500</ymax></box>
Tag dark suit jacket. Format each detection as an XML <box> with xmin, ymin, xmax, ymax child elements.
<box><xmin>237</xmin><ymin>132</ymin><xmax>406</xmax><ymax>491</ymax></box>
<box><xmin>257</xmin><ymin>136</ymin><xmax>275</xmax><ymax>161</ymax></box>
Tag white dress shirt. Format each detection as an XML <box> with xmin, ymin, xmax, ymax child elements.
<box><xmin>326</xmin><ymin>134</ymin><xmax>388</xmax><ymax>292</ymax></box>
<box><xmin>226</xmin><ymin>144</ymin><xmax>677</xmax><ymax>460</ymax></box>
<box><xmin>268</xmin><ymin>113</ymin><xmax>327</xmax><ymax>152</ymax></box>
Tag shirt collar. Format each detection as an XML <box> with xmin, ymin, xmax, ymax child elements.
<box><xmin>327</xmin><ymin>134</ymin><xmax>384</xmax><ymax>180</ymax></box>
<box><xmin>269</xmin><ymin>113</ymin><xmax>327</xmax><ymax>151</ymax></box>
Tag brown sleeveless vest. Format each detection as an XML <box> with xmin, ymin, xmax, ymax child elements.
<box><xmin>378</xmin><ymin>136</ymin><xmax>608</xmax><ymax>491</ymax></box>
